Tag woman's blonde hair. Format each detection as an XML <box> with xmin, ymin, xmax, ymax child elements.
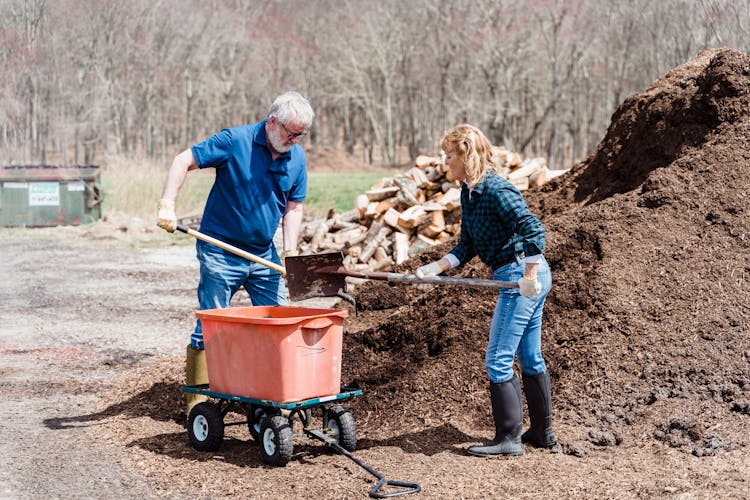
<box><xmin>440</xmin><ymin>124</ymin><xmax>498</xmax><ymax>188</ymax></box>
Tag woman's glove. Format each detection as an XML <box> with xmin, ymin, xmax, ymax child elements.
<box><xmin>156</xmin><ymin>198</ymin><xmax>177</xmax><ymax>233</ymax></box>
<box><xmin>518</xmin><ymin>275</ymin><xmax>542</xmax><ymax>297</ymax></box>
<box><xmin>416</xmin><ymin>260</ymin><xmax>446</xmax><ymax>278</ymax></box>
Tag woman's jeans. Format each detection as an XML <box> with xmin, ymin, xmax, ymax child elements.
<box><xmin>486</xmin><ymin>256</ymin><xmax>552</xmax><ymax>383</ymax></box>
<box><xmin>190</xmin><ymin>240</ymin><xmax>287</xmax><ymax>349</ymax></box>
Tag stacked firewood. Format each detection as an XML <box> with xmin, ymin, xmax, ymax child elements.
<box><xmin>297</xmin><ymin>148</ymin><xmax>568</xmax><ymax>271</ymax></box>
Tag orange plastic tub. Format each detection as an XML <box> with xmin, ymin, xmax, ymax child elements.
<box><xmin>196</xmin><ymin>306</ymin><xmax>348</xmax><ymax>402</ymax></box>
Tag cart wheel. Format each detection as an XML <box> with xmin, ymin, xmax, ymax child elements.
<box><xmin>259</xmin><ymin>415</ymin><xmax>294</xmax><ymax>466</ymax></box>
<box><xmin>187</xmin><ymin>402</ymin><xmax>224</xmax><ymax>452</ymax></box>
<box><xmin>247</xmin><ymin>404</ymin><xmax>282</xmax><ymax>442</ymax></box>
<box><xmin>323</xmin><ymin>405</ymin><xmax>357</xmax><ymax>452</ymax></box>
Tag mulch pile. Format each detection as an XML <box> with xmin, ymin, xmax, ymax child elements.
<box><xmin>340</xmin><ymin>47</ymin><xmax>750</xmax><ymax>456</ymax></box>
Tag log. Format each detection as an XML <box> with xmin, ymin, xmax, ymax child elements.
<box><xmin>344</xmin><ymin>252</ymin><xmax>359</xmax><ymax>267</ymax></box>
<box><xmin>508</xmin><ymin>151</ymin><xmax>522</xmax><ymax>167</ymax></box>
<box><xmin>373</xmin><ymin>246</ymin><xmax>389</xmax><ymax>263</ymax></box>
<box><xmin>355</xmin><ymin>194</ymin><xmax>370</xmax><ymax>216</ymax></box>
<box><xmin>346</xmin><ymin>229</ymin><xmax>370</xmax><ymax>247</ymax></box>
<box><xmin>530</xmin><ymin>166</ymin><xmax>548</xmax><ymax>188</ymax></box>
<box><xmin>509</xmin><ymin>157</ymin><xmax>546</xmax><ymax>181</ymax></box>
<box><xmin>336</xmin><ymin>208</ymin><xmax>360</xmax><ymax>224</ymax></box>
<box><xmin>492</xmin><ymin>146</ymin><xmax>511</xmax><ymax>166</ymax></box>
<box><xmin>441</xmin><ymin>181</ymin><xmax>458</xmax><ymax>193</ymax></box>
<box><xmin>415</xmin><ymin>155</ymin><xmax>440</xmax><ymax>168</ymax></box>
<box><xmin>359</xmin><ymin>226</ymin><xmax>392</xmax><ymax>263</ymax></box>
<box><xmin>423</xmin><ymin>166</ymin><xmax>441</xmax><ymax>182</ymax></box>
<box><xmin>349</xmin><ymin>262</ymin><xmax>372</xmax><ymax>272</ymax></box>
<box><xmin>371</xmin><ymin>254</ymin><xmax>394</xmax><ymax>271</ymax></box>
<box><xmin>366</xmin><ymin>186</ymin><xmax>400</xmax><ymax>201</ymax></box>
<box><xmin>420</xmin><ymin>210</ymin><xmax>445</xmax><ymax>238</ymax></box>
<box><xmin>347</xmin><ymin>244</ymin><xmax>362</xmax><ymax>260</ymax></box>
<box><xmin>509</xmin><ymin>176</ymin><xmax>529</xmax><ymax>191</ymax></box>
<box><xmin>423</xmin><ymin>181</ymin><xmax>442</xmax><ymax>192</ymax></box>
<box><xmin>421</xmin><ymin>200</ymin><xmax>445</xmax><ymax>212</ymax></box>
<box><xmin>408</xmin><ymin>234</ymin><xmax>437</xmax><ymax>258</ymax></box>
<box><xmin>440</xmin><ymin>188</ymin><xmax>462</xmax><ymax>211</ymax></box>
<box><xmin>436</xmin><ymin>231</ymin><xmax>453</xmax><ymax>243</ymax></box>
<box><xmin>546</xmin><ymin>168</ymin><xmax>570</xmax><ymax>180</ymax></box>
<box><xmin>382</xmin><ymin>207</ymin><xmax>402</xmax><ymax>230</ymax></box>
<box><xmin>330</xmin><ymin>220</ymin><xmax>360</xmax><ymax>232</ymax></box>
<box><xmin>302</xmin><ymin>223</ymin><xmax>317</xmax><ymax>241</ymax></box>
<box><xmin>309</xmin><ymin>221</ymin><xmax>329</xmax><ymax>250</ymax></box>
<box><xmin>394</xmin><ymin>174</ymin><xmax>419</xmax><ymax>207</ymax></box>
<box><xmin>319</xmin><ymin>240</ymin><xmax>344</xmax><ymax>252</ymax></box>
<box><xmin>333</xmin><ymin>226</ymin><xmax>366</xmax><ymax>245</ymax></box>
<box><xmin>398</xmin><ymin>205</ymin><xmax>428</xmax><ymax>229</ymax></box>
<box><xmin>364</xmin><ymin>221</ymin><xmax>384</xmax><ymax>238</ymax></box>
<box><xmin>380</xmin><ymin>236</ymin><xmax>392</xmax><ymax>253</ymax></box>
<box><xmin>370</xmin><ymin>177</ymin><xmax>389</xmax><ymax>189</ymax></box>
<box><xmin>364</xmin><ymin>202</ymin><xmax>380</xmax><ymax>218</ymax></box>
<box><xmin>393</xmin><ymin>232</ymin><xmax>410</xmax><ymax>264</ymax></box>
<box><xmin>445</xmin><ymin>223</ymin><xmax>460</xmax><ymax>235</ymax></box>
<box><xmin>408</xmin><ymin>167</ymin><xmax>429</xmax><ymax>187</ymax></box>
<box><xmin>375</xmin><ymin>197</ymin><xmax>398</xmax><ymax>214</ymax></box>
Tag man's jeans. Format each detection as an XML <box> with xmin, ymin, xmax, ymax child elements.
<box><xmin>486</xmin><ymin>256</ymin><xmax>552</xmax><ymax>383</ymax></box>
<box><xmin>190</xmin><ymin>240</ymin><xmax>287</xmax><ymax>349</ymax></box>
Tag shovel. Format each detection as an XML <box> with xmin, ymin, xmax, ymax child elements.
<box><xmin>285</xmin><ymin>251</ymin><xmax>518</xmax><ymax>302</ymax></box>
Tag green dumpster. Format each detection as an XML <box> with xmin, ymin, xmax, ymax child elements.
<box><xmin>0</xmin><ymin>165</ymin><xmax>102</xmax><ymax>227</ymax></box>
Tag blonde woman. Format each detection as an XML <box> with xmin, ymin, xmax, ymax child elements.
<box><xmin>416</xmin><ymin>124</ymin><xmax>556</xmax><ymax>456</ymax></box>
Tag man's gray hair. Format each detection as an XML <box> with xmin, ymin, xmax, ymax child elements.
<box><xmin>268</xmin><ymin>91</ymin><xmax>315</xmax><ymax>130</ymax></box>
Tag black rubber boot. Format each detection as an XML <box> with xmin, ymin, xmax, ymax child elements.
<box><xmin>467</xmin><ymin>377</ymin><xmax>523</xmax><ymax>457</ymax></box>
<box><xmin>521</xmin><ymin>371</ymin><xmax>558</xmax><ymax>448</ymax></box>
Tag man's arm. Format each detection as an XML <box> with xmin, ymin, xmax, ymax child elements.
<box><xmin>156</xmin><ymin>149</ymin><xmax>199</xmax><ymax>232</ymax></box>
<box><xmin>161</xmin><ymin>149</ymin><xmax>199</xmax><ymax>201</ymax></box>
<box><xmin>281</xmin><ymin>201</ymin><xmax>304</xmax><ymax>255</ymax></box>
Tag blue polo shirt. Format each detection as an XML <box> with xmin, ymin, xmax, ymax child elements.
<box><xmin>191</xmin><ymin>119</ymin><xmax>307</xmax><ymax>255</ymax></box>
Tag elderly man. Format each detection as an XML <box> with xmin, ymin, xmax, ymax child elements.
<box><xmin>156</xmin><ymin>91</ymin><xmax>314</xmax><ymax>415</ymax></box>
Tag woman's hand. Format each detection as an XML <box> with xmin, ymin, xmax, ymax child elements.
<box><xmin>416</xmin><ymin>260</ymin><xmax>446</xmax><ymax>278</ymax></box>
<box><xmin>518</xmin><ymin>275</ymin><xmax>542</xmax><ymax>297</ymax></box>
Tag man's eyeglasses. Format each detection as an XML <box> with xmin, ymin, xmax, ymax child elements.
<box><xmin>279</xmin><ymin>121</ymin><xmax>306</xmax><ymax>140</ymax></box>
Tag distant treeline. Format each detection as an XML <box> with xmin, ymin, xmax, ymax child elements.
<box><xmin>2</xmin><ymin>0</ymin><xmax>748</xmax><ymax>168</ymax></box>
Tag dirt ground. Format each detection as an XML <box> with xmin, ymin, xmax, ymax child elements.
<box><xmin>2</xmin><ymin>47</ymin><xmax>750</xmax><ymax>499</ymax></box>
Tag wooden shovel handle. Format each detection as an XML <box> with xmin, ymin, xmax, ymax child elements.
<box><xmin>328</xmin><ymin>267</ymin><xmax>519</xmax><ymax>289</ymax></box>
<box><xmin>176</xmin><ymin>225</ymin><xmax>286</xmax><ymax>275</ymax></box>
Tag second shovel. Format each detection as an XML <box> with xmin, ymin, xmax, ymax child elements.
<box><xmin>285</xmin><ymin>251</ymin><xmax>518</xmax><ymax>302</ymax></box>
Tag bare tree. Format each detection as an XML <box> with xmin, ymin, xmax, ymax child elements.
<box><xmin>2</xmin><ymin>0</ymin><xmax>750</xmax><ymax>170</ymax></box>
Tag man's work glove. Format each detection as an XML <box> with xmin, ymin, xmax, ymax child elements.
<box><xmin>518</xmin><ymin>275</ymin><xmax>542</xmax><ymax>297</ymax></box>
<box><xmin>416</xmin><ymin>260</ymin><xmax>446</xmax><ymax>278</ymax></box>
<box><xmin>156</xmin><ymin>198</ymin><xmax>177</xmax><ymax>233</ymax></box>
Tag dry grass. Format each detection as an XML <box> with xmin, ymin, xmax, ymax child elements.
<box><xmin>100</xmin><ymin>156</ymin><xmax>214</xmax><ymax>220</ymax></box>
<box><xmin>99</xmin><ymin>154</ymin><xmax>386</xmax><ymax>220</ymax></box>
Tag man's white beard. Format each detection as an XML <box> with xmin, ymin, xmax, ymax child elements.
<box><xmin>269</xmin><ymin>128</ymin><xmax>292</xmax><ymax>154</ymax></box>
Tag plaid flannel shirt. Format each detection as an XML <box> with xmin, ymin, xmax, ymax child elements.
<box><xmin>448</xmin><ymin>169</ymin><xmax>545</xmax><ymax>270</ymax></box>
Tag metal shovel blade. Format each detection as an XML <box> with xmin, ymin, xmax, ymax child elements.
<box><xmin>286</xmin><ymin>251</ymin><xmax>347</xmax><ymax>302</ymax></box>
